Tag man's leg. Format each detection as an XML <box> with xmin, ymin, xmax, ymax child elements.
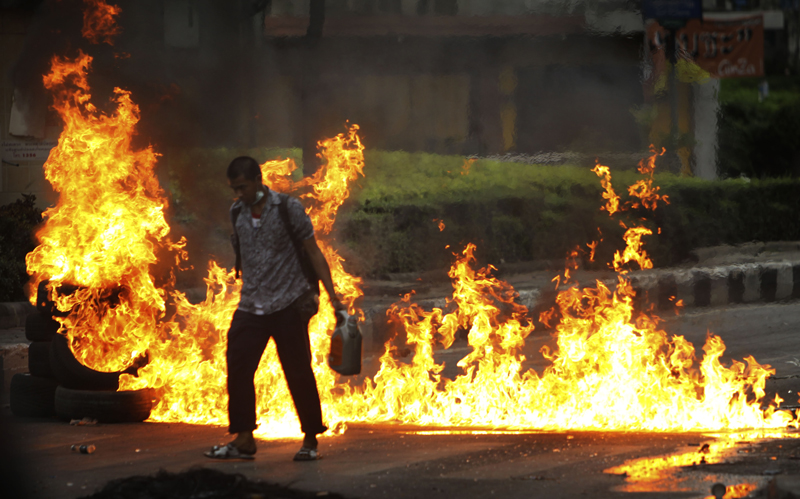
<box><xmin>270</xmin><ymin>306</ymin><xmax>327</xmax><ymax>449</ymax></box>
<box><xmin>226</xmin><ymin>309</ymin><xmax>271</xmax><ymax>453</ymax></box>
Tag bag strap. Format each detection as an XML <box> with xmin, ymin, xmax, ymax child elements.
<box><xmin>230</xmin><ymin>204</ymin><xmax>243</xmax><ymax>279</ymax></box>
<box><xmin>277</xmin><ymin>194</ymin><xmax>320</xmax><ymax>287</ymax></box>
<box><xmin>276</xmin><ymin>193</ymin><xmax>298</xmax><ymax>243</ymax></box>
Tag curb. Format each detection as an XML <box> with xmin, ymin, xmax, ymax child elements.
<box><xmin>627</xmin><ymin>261</ymin><xmax>800</xmax><ymax>312</ymax></box>
<box><xmin>358</xmin><ymin>260</ymin><xmax>800</xmax><ymax>353</ymax></box>
<box><xmin>0</xmin><ymin>302</ymin><xmax>35</xmax><ymax>329</ymax></box>
<box><xmin>3</xmin><ymin>261</ymin><xmax>799</xmax><ymax>351</ymax></box>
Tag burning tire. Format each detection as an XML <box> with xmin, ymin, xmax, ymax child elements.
<box><xmin>28</xmin><ymin>341</ymin><xmax>54</xmax><ymax>379</ymax></box>
<box><xmin>49</xmin><ymin>333</ymin><xmax>121</xmax><ymax>391</ymax></box>
<box><xmin>25</xmin><ymin>312</ymin><xmax>61</xmax><ymax>342</ymax></box>
<box><xmin>35</xmin><ymin>280</ymin><xmax>63</xmax><ymax>318</ymax></box>
<box><xmin>35</xmin><ymin>280</ymin><xmax>79</xmax><ymax>319</ymax></box>
<box><xmin>54</xmin><ymin>386</ymin><xmax>154</xmax><ymax>423</ymax></box>
<box><xmin>9</xmin><ymin>373</ymin><xmax>58</xmax><ymax>418</ymax></box>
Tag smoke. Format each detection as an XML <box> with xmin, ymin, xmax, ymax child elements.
<box><xmin>14</xmin><ymin>0</ymin><xmax>650</xmax><ymax>157</ymax></box>
<box><xmin>12</xmin><ymin>0</ymin><xmax>650</xmax><ymax>288</ymax></box>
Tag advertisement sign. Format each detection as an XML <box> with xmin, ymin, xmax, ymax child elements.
<box><xmin>647</xmin><ymin>15</ymin><xmax>764</xmax><ymax>78</ymax></box>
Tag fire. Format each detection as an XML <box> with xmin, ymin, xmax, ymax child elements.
<box><xmin>82</xmin><ymin>0</ymin><xmax>122</xmax><ymax>45</ymax></box>
<box><xmin>711</xmin><ymin>484</ymin><xmax>759</xmax><ymax>499</ymax></box>
<box><xmin>593</xmin><ymin>147</ymin><xmax>669</xmax><ymax>218</ymax></box>
<box><xmin>314</xmin><ymin>150</ymin><xmax>791</xmax><ymax>431</ymax></box>
<box><xmin>29</xmin><ymin>0</ymin><xmax>795</xmax><ymax>439</ymax></box>
<box><xmin>118</xmin><ymin>126</ymin><xmax>367</xmax><ymax>438</ymax></box>
<box><xmin>27</xmin><ymin>50</ymin><xmax>185</xmax><ymax>373</ymax></box>
<box><xmin>592</xmin><ymin>162</ymin><xmax>621</xmax><ymax>216</ymax></box>
<box><xmin>613</xmin><ymin>225</ymin><xmax>654</xmax><ymax>272</ymax></box>
<box><xmin>628</xmin><ymin>146</ymin><xmax>669</xmax><ymax>210</ymax></box>
<box><xmin>606</xmin><ymin>439</ymin><xmax>740</xmax><ymax>492</ymax></box>
<box><xmin>333</xmin><ymin>250</ymin><xmax>788</xmax><ymax>430</ymax></box>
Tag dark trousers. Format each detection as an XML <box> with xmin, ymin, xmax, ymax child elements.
<box><xmin>226</xmin><ymin>306</ymin><xmax>327</xmax><ymax>435</ymax></box>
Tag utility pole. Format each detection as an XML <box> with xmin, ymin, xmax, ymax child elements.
<box><xmin>302</xmin><ymin>0</ymin><xmax>326</xmax><ymax>177</ymax></box>
<box><xmin>664</xmin><ymin>25</ymin><xmax>681</xmax><ymax>174</ymax></box>
<box><xmin>641</xmin><ymin>0</ymin><xmax>702</xmax><ymax>175</ymax></box>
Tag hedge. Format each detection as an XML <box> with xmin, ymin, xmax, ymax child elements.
<box><xmin>717</xmin><ymin>76</ymin><xmax>800</xmax><ymax>179</ymax></box>
<box><xmin>339</xmin><ymin>152</ymin><xmax>800</xmax><ymax>276</ymax></box>
<box><xmin>161</xmin><ymin>148</ymin><xmax>800</xmax><ymax>280</ymax></box>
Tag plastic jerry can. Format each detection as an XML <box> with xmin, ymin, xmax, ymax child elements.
<box><xmin>328</xmin><ymin>311</ymin><xmax>362</xmax><ymax>375</ymax></box>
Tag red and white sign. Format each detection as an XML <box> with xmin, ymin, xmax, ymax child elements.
<box><xmin>647</xmin><ymin>15</ymin><xmax>764</xmax><ymax>78</ymax></box>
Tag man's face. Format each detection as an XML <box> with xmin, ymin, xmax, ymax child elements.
<box><xmin>228</xmin><ymin>174</ymin><xmax>261</xmax><ymax>206</ymax></box>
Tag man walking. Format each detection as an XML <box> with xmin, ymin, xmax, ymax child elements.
<box><xmin>205</xmin><ymin>156</ymin><xmax>343</xmax><ymax>461</ymax></box>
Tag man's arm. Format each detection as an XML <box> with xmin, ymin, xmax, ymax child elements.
<box><xmin>303</xmin><ymin>235</ymin><xmax>345</xmax><ymax>311</ymax></box>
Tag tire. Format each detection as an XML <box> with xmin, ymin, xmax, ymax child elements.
<box><xmin>49</xmin><ymin>333</ymin><xmax>120</xmax><ymax>391</ymax></box>
<box><xmin>28</xmin><ymin>341</ymin><xmax>54</xmax><ymax>379</ymax></box>
<box><xmin>35</xmin><ymin>280</ymin><xmax>57</xmax><ymax>318</ymax></box>
<box><xmin>25</xmin><ymin>312</ymin><xmax>61</xmax><ymax>342</ymax></box>
<box><xmin>54</xmin><ymin>386</ymin><xmax>154</xmax><ymax>423</ymax></box>
<box><xmin>35</xmin><ymin>280</ymin><xmax>75</xmax><ymax>318</ymax></box>
<box><xmin>9</xmin><ymin>373</ymin><xmax>58</xmax><ymax>418</ymax></box>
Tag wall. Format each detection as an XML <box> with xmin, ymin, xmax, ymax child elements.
<box><xmin>0</xmin><ymin>10</ymin><xmax>56</xmax><ymax>209</ymax></box>
<box><xmin>1</xmin><ymin>0</ymin><xmax>649</xmax><ymax>210</ymax></box>
<box><xmin>255</xmin><ymin>33</ymin><xmax>644</xmax><ymax>157</ymax></box>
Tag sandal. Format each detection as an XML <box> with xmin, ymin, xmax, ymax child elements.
<box><xmin>204</xmin><ymin>443</ymin><xmax>255</xmax><ymax>460</ymax></box>
<box><xmin>293</xmin><ymin>447</ymin><xmax>320</xmax><ymax>461</ymax></box>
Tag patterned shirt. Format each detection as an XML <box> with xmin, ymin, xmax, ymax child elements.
<box><xmin>231</xmin><ymin>188</ymin><xmax>314</xmax><ymax>315</ymax></box>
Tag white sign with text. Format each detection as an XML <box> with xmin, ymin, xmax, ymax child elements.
<box><xmin>2</xmin><ymin>141</ymin><xmax>58</xmax><ymax>163</ymax></box>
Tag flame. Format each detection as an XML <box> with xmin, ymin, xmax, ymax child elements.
<box><xmin>709</xmin><ymin>483</ymin><xmax>759</xmax><ymax>499</ymax></box>
<box><xmin>434</xmin><ymin>218</ymin><xmax>446</xmax><ymax>231</ymax></box>
<box><xmin>82</xmin><ymin>0</ymin><xmax>122</xmax><ymax>45</ymax></box>
<box><xmin>257</xmin><ymin>126</ymin><xmax>367</xmax><ymax>315</ymax></box>
<box><xmin>314</xmin><ymin>152</ymin><xmax>792</xmax><ymax>431</ymax></box>
<box><xmin>586</xmin><ymin>240</ymin><xmax>599</xmax><ymax>262</ymax></box>
<box><xmin>594</xmin><ymin>146</ymin><xmax>669</xmax><ymax>216</ymax></box>
<box><xmin>606</xmin><ymin>439</ymin><xmax>739</xmax><ymax>492</ymax></box>
<box><xmin>118</xmin><ymin>125</ymin><xmax>367</xmax><ymax>438</ymax></box>
<box><xmin>592</xmin><ymin>161</ymin><xmax>621</xmax><ymax>216</ymax></box>
<box><xmin>628</xmin><ymin>146</ymin><xmax>669</xmax><ymax>210</ymax></box>
<box><xmin>613</xmin><ymin>226</ymin><xmax>654</xmax><ymax>272</ymax></box>
<box><xmin>30</xmin><ymin>1</ymin><xmax>795</xmax><ymax>439</ymax></box>
<box><xmin>27</xmin><ymin>51</ymin><xmax>185</xmax><ymax>373</ymax></box>
<box><xmin>551</xmin><ymin>248</ymin><xmax>580</xmax><ymax>291</ymax></box>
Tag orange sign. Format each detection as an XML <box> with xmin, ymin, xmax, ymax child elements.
<box><xmin>647</xmin><ymin>16</ymin><xmax>764</xmax><ymax>78</ymax></box>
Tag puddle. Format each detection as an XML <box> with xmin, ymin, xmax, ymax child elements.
<box><xmin>699</xmin><ymin>482</ymin><xmax>760</xmax><ymax>499</ymax></box>
<box><xmin>604</xmin><ymin>430</ymin><xmax>799</xmax><ymax>498</ymax></box>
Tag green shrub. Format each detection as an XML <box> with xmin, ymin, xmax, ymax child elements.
<box><xmin>341</xmin><ymin>152</ymin><xmax>800</xmax><ymax>276</ymax></box>
<box><xmin>163</xmin><ymin>147</ymin><xmax>800</xmax><ymax>279</ymax></box>
<box><xmin>0</xmin><ymin>194</ymin><xmax>43</xmax><ymax>302</ymax></box>
<box><xmin>717</xmin><ymin>76</ymin><xmax>800</xmax><ymax>179</ymax></box>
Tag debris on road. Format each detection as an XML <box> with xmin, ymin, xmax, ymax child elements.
<box><xmin>70</xmin><ymin>417</ymin><xmax>98</xmax><ymax>426</ymax></box>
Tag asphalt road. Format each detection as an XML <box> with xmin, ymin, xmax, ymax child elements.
<box><xmin>662</xmin><ymin>302</ymin><xmax>800</xmax><ymax>377</ymax></box>
<box><xmin>430</xmin><ymin>301</ymin><xmax>800</xmax><ymax>405</ymax></box>
<box><xmin>4</xmin><ymin>301</ymin><xmax>800</xmax><ymax>499</ymax></box>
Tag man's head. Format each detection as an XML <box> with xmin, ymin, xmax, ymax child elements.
<box><xmin>227</xmin><ymin>156</ymin><xmax>264</xmax><ymax>206</ymax></box>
